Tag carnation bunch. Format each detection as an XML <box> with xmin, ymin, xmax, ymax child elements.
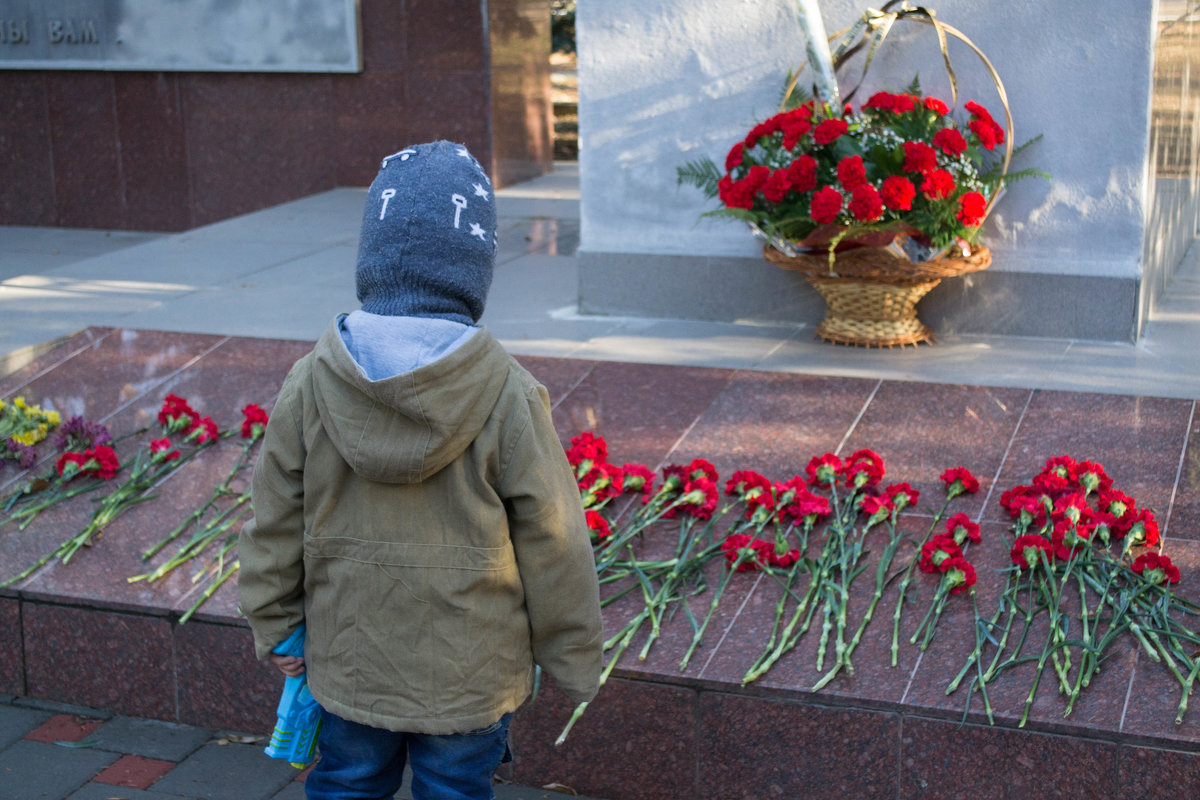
<box><xmin>128</xmin><ymin>403</ymin><xmax>270</xmax><ymax>622</ymax></box>
<box><xmin>0</xmin><ymin>396</ymin><xmax>61</xmax><ymax>472</ymax></box>
<box><xmin>947</xmin><ymin>455</ymin><xmax>1198</xmax><ymax>727</ymax></box>
<box><xmin>678</xmin><ymin>78</ymin><xmax>1044</xmax><ymax>259</ymax></box>
<box><xmin>0</xmin><ymin>394</ymin><xmax>220</xmax><ymax>587</ymax></box>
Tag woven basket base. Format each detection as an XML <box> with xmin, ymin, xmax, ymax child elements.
<box><xmin>807</xmin><ymin>277</ymin><xmax>942</xmax><ymax>347</ymax></box>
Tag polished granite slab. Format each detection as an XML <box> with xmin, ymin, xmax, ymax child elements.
<box><xmin>2</xmin><ymin>327</ymin><xmax>1200</xmax><ymax>799</ymax></box>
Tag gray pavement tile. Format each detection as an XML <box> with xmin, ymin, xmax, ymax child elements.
<box><xmin>269</xmin><ymin>781</ymin><xmax>307</xmax><ymax>800</ymax></box>
<box><xmin>65</xmin><ymin>784</ymin><xmax>187</xmax><ymax>800</ymax></box>
<box><xmin>12</xmin><ymin>699</ymin><xmax>112</xmax><ymax>721</ymax></box>
<box><xmin>150</xmin><ymin>741</ymin><xmax>298</xmax><ymax>800</ymax></box>
<box><xmin>90</xmin><ymin>716</ymin><xmax>214</xmax><ymax>761</ymax></box>
<box><xmin>0</xmin><ymin>705</ymin><xmax>52</xmax><ymax>751</ymax></box>
<box><xmin>0</xmin><ymin>739</ymin><xmax>118</xmax><ymax>800</ymax></box>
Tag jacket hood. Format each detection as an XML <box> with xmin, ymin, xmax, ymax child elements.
<box><xmin>309</xmin><ymin>317</ymin><xmax>511</xmax><ymax>483</ymax></box>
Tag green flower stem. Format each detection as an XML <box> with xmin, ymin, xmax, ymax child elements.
<box><xmin>746</xmin><ymin>562</ymin><xmax>808</xmax><ymax>679</ymax></box>
<box><xmin>822</xmin><ymin>519</ymin><xmax>906</xmax><ymax>689</ymax></box>
<box><xmin>968</xmin><ymin>591</ymin><xmax>996</xmax><ymax>724</ymax></box>
<box><xmin>985</xmin><ymin>575</ymin><xmax>1039</xmax><ymax>683</ymax></box>
<box><xmin>743</xmin><ymin>564</ymin><xmax>821</xmax><ymax>684</ymax></box>
<box><xmin>557</xmin><ymin>603</ymin><xmax>647</xmax><ymax>745</ymax></box>
<box><xmin>890</xmin><ymin>506</ymin><xmax>949</xmax><ymax>666</ymax></box>
<box><xmin>6</xmin><ymin>477</ymin><xmax>107</xmax><ymax>530</ymax></box>
<box><xmin>945</xmin><ymin>575</ymin><xmax>1012</xmax><ymax>695</ymax></box>
<box><xmin>914</xmin><ymin>581</ymin><xmax>951</xmax><ymax>652</ymax></box>
<box><xmin>679</xmin><ymin>547</ymin><xmax>753</xmax><ymax>671</ymax></box>
<box><xmin>178</xmin><ymin>558</ymin><xmax>238</xmax><ymax>624</ymax></box>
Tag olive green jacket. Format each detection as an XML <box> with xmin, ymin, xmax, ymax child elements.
<box><xmin>238</xmin><ymin>319</ymin><xmax>602</xmax><ymax>734</ymax></box>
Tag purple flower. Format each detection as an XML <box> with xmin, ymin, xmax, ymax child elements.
<box><xmin>5</xmin><ymin>438</ymin><xmax>36</xmax><ymax>470</ymax></box>
<box><xmin>52</xmin><ymin>416</ymin><xmax>112</xmax><ymax>453</ymax></box>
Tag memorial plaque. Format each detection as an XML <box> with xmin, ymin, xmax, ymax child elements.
<box><xmin>0</xmin><ymin>0</ymin><xmax>362</xmax><ymax>72</ymax></box>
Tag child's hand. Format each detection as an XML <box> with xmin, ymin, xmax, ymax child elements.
<box><xmin>270</xmin><ymin>653</ymin><xmax>306</xmax><ymax>677</ymax></box>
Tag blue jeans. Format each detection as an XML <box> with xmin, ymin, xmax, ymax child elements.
<box><xmin>304</xmin><ymin>708</ymin><xmax>513</xmax><ymax>800</ymax></box>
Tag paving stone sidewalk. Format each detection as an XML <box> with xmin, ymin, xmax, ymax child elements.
<box><xmin>0</xmin><ymin>696</ymin><xmax>597</xmax><ymax>800</ymax></box>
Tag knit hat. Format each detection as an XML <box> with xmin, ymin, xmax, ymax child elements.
<box><xmin>355</xmin><ymin>141</ymin><xmax>497</xmax><ymax>323</ymax></box>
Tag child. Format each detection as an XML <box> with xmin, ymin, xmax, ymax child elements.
<box><xmin>237</xmin><ymin>141</ymin><xmax>603</xmax><ymax>800</ymax></box>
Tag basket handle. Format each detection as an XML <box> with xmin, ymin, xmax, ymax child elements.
<box><xmin>784</xmin><ymin>1</ymin><xmax>1014</xmax><ymax>215</ymax></box>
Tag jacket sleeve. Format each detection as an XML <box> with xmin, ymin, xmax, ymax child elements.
<box><xmin>238</xmin><ymin>370</ymin><xmax>308</xmax><ymax>661</ymax></box>
<box><xmin>500</xmin><ymin>384</ymin><xmax>603</xmax><ymax>705</ymax></box>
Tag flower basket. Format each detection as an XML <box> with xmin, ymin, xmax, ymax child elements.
<box><xmin>763</xmin><ymin>240</ymin><xmax>991</xmax><ymax>346</ymax></box>
<box><xmin>677</xmin><ymin>2</ymin><xmax>1046</xmax><ymax>348</ymax></box>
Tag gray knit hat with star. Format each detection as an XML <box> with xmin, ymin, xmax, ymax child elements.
<box><xmin>355</xmin><ymin>140</ymin><xmax>497</xmax><ymax>324</ymax></box>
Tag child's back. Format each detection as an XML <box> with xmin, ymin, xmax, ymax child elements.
<box><xmin>238</xmin><ymin>141</ymin><xmax>602</xmax><ymax>800</ymax></box>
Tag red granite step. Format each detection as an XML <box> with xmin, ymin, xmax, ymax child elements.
<box><xmin>2</xmin><ymin>327</ymin><xmax>1199</xmax><ymax>799</ymax></box>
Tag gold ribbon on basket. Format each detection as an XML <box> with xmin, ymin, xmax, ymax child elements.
<box><xmin>783</xmin><ymin>0</ymin><xmax>1015</xmax><ymax>216</ymax></box>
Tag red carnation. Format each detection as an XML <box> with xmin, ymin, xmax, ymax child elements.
<box><xmin>726</xmin><ymin>470</ymin><xmax>772</xmax><ymax>498</ymax></box>
<box><xmin>718</xmin><ymin>175</ymin><xmax>755</xmax><ymax>210</ymax></box>
<box><xmin>809</xmin><ymin>186</ymin><xmax>843</xmax><ymax>224</ymax></box>
<box><xmin>970</xmin><ymin>118</ymin><xmax>999</xmax><ymax>150</ymax></box>
<box><xmin>902</xmin><ymin>141</ymin><xmax>938</xmax><ymax>174</ymax></box>
<box><xmin>886</xmin><ymin>481</ymin><xmax>920</xmax><ymax>510</ymax></box>
<box><xmin>932</xmin><ymin>127</ymin><xmax>967</xmax><ymax>156</ymax></box>
<box><xmin>923</xmin><ymin>97</ymin><xmax>950</xmax><ymax>115</ymax></box>
<box><xmin>158</xmin><ymin>393</ymin><xmax>200</xmax><ymax>435</ymax></box>
<box><xmin>621</xmin><ymin>463</ymin><xmax>656</xmax><ymax>501</ymax></box>
<box><xmin>781</xmin><ymin>116</ymin><xmax>813</xmax><ymax>150</ymax></box>
<box><xmin>919</xmin><ymin>534</ymin><xmax>962</xmax><ymax>573</ymax></box>
<box><xmin>241</xmin><ymin>403</ymin><xmax>270</xmax><ymax>440</ymax></box>
<box><xmin>812</xmin><ymin>118</ymin><xmax>849</xmax><ymax>145</ymax></box>
<box><xmin>149</xmin><ymin>437</ymin><xmax>181</xmax><ymax>462</ymax></box>
<box><xmin>848</xmin><ymin>184</ymin><xmax>883</xmax><ymax>222</ymax></box>
<box><xmin>725</xmin><ymin>141</ymin><xmax>745</xmax><ymax>171</ymax></box>
<box><xmin>920</xmin><ymin>169</ymin><xmax>956</xmax><ymax>200</ymax></box>
<box><xmin>1131</xmin><ymin>552</ymin><xmax>1181</xmax><ymax>585</ymax></box>
<box><xmin>805</xmin><ymin>453</ymin><xmax>843</xmax><ymax>485</ymax></box>
<box><xmin>566</xmin><ymin>431</ymin><xmax>608</xmax><ymax>468</ymax></box>
<box><xmin>788</xmin><ymin>155</ymin><xmax>819</xmax><ymax>193</ymax></box>
<box><xmin>957</xmin><ymin>191</ymin><xmax>988</xmax><ymax>227</ymax></box>
<box><xmin>1011</xmin><ymin>534</ymin><xmax>1053</xmax><ymax>570</ymax></box>
<box><xmin>762</xmin><ymin>168</ymin><xmax>793</xmax><ymax>203</ymax></box>
<box><xmin>585</xmin><ymin>509</ymin><xmax>611</xmax><ymax>543</ymax></box>
<box><xmin>744</xmin><ymin>165</ymin><xmax>771</xmax><ymax>193</ymax></box>
<box><xmin>945</xmin><ymin>512</ymin><xmax>981</xmax><ymax>545</ymax></box>
<box><xmin>843</xmin><ymin>448</ymin><xmax>886</xmax><ymax>488</ymax></box>
<box><xmin>837</xmin><ymin>155</ymin><xmax>868</xmax><ymax>191</ymax></box>
<box><xmin>942</xmin><ymin>556</ymin><xmax>977</xmax><ymax>594</ymax></box>
<box><xmin>880</xmin><ymin>175</ymin><xmax>916</xmax><ymax>210</ymax></box>
<box><xmin>940</xmin><ymin>466</ymin><xmax>980</xmax><ymax>496</ymax></box>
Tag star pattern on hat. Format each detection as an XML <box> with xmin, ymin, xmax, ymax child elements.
<box><xmin>468</xmin><ymin>222</ymin><xmax>487</xmax><ymax>241</ymax></box>
<box><xmin>473</xmin><ymin>183</ymin><xmax>489</xmax><ymax>200</ymax></box>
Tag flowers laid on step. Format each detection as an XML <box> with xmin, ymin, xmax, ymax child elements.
<box><xmin>0</xmin><ymin>395</ymin><xmax>1193</xmax><ymax>735</ymax></box>
<box><xmin>947</xmin><ymin>455</ymin><xmax>1191</xmax><ymax>727</ymax></box>
<box><xmin>0</xmin><ymin>396</ymin><xmax>60</xmax><ymax>472</ymax></box>
<box><xmin>553</xmin><ymin>434</ymin><xmax>1191</xmax><ymax>743</ymax></box>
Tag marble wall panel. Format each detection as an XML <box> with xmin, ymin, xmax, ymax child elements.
<box><xmin>46</xmin><ymin>71</ymin><xmax>125</xmax><ymax>229</ymax></box>
<box><xmin>511</xmin><ymin>676</ymin><xmax>697</xmax><ymax>800</ymax></box>
<box><xmin>0</xmin><ymin>71</ymin><xmax>55</xmax><ymax>226</ymax></box>
<box><xmin>23</xmin><ymin>603</ymin><xmax>176</xmax><ymax>720</ymax></box>
<box><xmin>175</xmin><ymin>620</ymin><xmax>279</xmax><ymax>733</ymax></box>
<box><xmin>901</xmin><ymin>716</ymin><xmax>1120</xmax><ymax>800</ymax></box>
<box><xmin>114</xmin><ymin>73</ymin><xmax>190</xmax><ymax>231</ymax></box>
<box><xmin>0</xmin><ymin>598</ymin><xmax>23</xmax><ymax>695</ymax></box>
<box><xmin>180</xmin><ymin>74</ymin><xmax>336</xmax><ymax>228</ymax></box>
<box><xmin>699</xmin><ymin>692</ymin><xmax>899</xmax><ymax>800</ymax></box>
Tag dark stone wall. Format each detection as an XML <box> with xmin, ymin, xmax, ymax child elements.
<box><xmin>0</xmin><ymin>0</ymin><xmax>552</xmax><ymax>232</ymax></box>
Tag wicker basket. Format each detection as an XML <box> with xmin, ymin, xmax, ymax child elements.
<box><xmin>764</xmin><ymin>243</ymin><xmax>992</xmax><ymax>347</ymax></box>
